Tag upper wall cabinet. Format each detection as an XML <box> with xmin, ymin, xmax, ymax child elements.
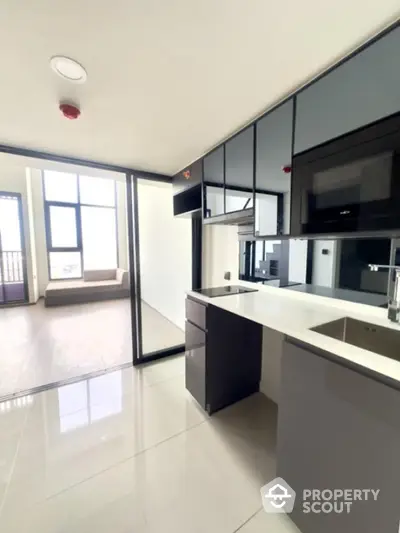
<box><xmin>203</xmin><ymin>146</ymin><xmax>224</xmax><ymax>218</ymax></box>
<box><xmin>295</xmin><ymin>27</ymin><xmax>400</xmax><ymax>154</ymax></box>
<box><xmin>255</xmin><ymin>98</ymin><xmax>294</xmax><ymax>237</ymax></box>
<box><xmin>225</xmin><ymin>126</ymin><xmax>254</xmax><ymax>213</ymax></box>
<box><xmin>173</xmin><ymin>158</ymin><xmax>203</xmax><ymax>195</ymax></box>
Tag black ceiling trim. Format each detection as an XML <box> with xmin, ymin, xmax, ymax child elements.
<box><xmin>0</xmin><ymin>143</ymin><xmax>172</xmax><ymax>182</ymax></box>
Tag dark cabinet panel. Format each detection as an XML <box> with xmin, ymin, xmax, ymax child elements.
<box><xmin>203</xmin><ymin>146</ymin><xmax>224</xmax><ymax>185</ymax></box>
<box><xmin>255</xmin><ymin>99</ymin><xmax>294</xmax><ymax>236</ymax></box>
<box><xmin>225</xmin><ymin>126</ymin><xmax>254</xmax><ymax>213</ymax></box>
<box><xmin>185</xmin><ymin>297</ymin><xmax>262</xmax><ymax>414</ymax></box>
<box><xmin>206</xmin><ymin>304</ymin><xmax>262</xmax><ymax>413</ymax></box>
<box><xmin>295</xmin><ymin>27</ymin><xmax>400</xmax><ymax>154</ymax></box>
<box><xmin>203</xmin><ymin>146</ymin><xmax>224</xmax><ymax>218</ymax></box>
<box><xmin>185</xmin><ymin>296</ymin><xmax>206</xmax><ymax>331</ymax></box>
<box><xmin>173</xmin><ymin>158</ymin><xmax>203</xmax><ymax>195</ymax></box>
<box><xmin>291</xmin><ymin>111</ymin><xmax>400</xmax><ymax>237</ymax></box>
<box><xmin>185</xmin><ymin>320</ymin><xmax>206</xmax><ymax>410</ymax></box>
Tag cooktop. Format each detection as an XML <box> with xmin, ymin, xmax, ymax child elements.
<box><xmin>193</xmin><ymin>285</ymin><xmax>258</xmax><ymax>298</ymax></box>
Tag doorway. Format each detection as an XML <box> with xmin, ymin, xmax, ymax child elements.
<box><xmin>0</xmin><ymin>192</ymin><xmax>28</xmax><ymax>304</ymax></box>
<box><xmin>128</xmin><ymin>178</ymin><xmax>194</xmax><ymax>364</ymax></box>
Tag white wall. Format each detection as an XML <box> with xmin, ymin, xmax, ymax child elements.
<box><xmin>138</xmin><ymin>180</ymin><xmax>192</xmax><ymax>330</ymax></box>
<box><xmin>312</xmin><ymin>240</ymin><xmax>339</xmax><ymax>287</ymax></box>
<box><xmin>206</xmin><ymin>187</ymin><xmax>224</xmax><ymax>217</ymax></box>
<box><xmin>202</xmin><ymin>224</ymin><xmax>239</xmax><ymax>287</ymax></box>
<box><xmin>25</xmin><ymin>169</ymin><xmax>39</xmax><ymax>302</ymax></box>
<box><xmin>29</xmin><ymin>169</ymin><xmax>48</xmax><ymax>297</ymax></box>
<box><xmin>288</xmin><ymin>239</ymin><xmax>308</xmax><ymax>283</ymax></box>
<box><xmin>255</xmin><ymin>195</ymin><xmax>278</xmax><ymax>236</ymax></box>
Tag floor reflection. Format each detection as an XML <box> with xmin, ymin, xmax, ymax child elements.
<box><xmin>57</xmin><ymin>371</ymin><xmax>123</xmax><ymax>433</ymax></box>
<box><xmin>0</xmin><ymin>395</ymin><xmax>33</xmax><ymax>413</ymax></box>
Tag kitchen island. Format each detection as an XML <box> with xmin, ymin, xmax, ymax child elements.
<box><xmin>185</xmin><ymin>283</ymin><xmax>400</xmax><ymax>533</ymax></box>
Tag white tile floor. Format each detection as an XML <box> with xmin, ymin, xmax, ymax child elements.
<box><xmin>0</xmin><ymin>356</ymin><xmax>301</xmax><ymax>533</ymax></box>
<box><xmin>0</xmin><ymin>299</ymin><xmax>184</xmax><ymax>398</ymax></box>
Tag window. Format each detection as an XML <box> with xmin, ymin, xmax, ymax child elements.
<box><xmin>81</xmin><ymin>206</ymin><xmax>117</xmax><ymax>270</ymax></box>
<box><xmin>44</xmin><ymin>171</ymin><xmax>118</xmax><ymax>279</ymax></box>
<box><xmin>48</xmin><ymin>205</ymin><xmax>79</xmax><ymax>248</ymax></box>
<box><xmin>44</xmin><ymin>171</ymin><xmax>78</xmax><ymax>203</ymax></box>
<box><xmin>79</xmin><ymin>175</ymin><xmax>116</xmax><ymax>207</ymax></box>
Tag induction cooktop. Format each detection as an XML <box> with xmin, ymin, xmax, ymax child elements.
<box><xmin>193</xmin><ymin>285</ymin><xmax>258</xmax><ymax>298</ymax></box>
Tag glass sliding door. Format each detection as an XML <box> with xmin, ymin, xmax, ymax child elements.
<box><xmin>0</xmin><ymin>193</ymin><xmax>28</xmax><ymax>304</ymax></box>
<box><xmin>128</xmin><ymin>177</ymin><xmax>192</xmax><ymax>362</ymax></box>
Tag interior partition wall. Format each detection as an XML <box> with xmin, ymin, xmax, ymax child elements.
<box><xmin>127</xmin><ymin>175</ymin><xmax>198</xmax><ymax>364</ymax></box>
<box><xmin>0</xmin><ymin>142</ymin><xmax>193</xmax><ymax>376</ymax></box>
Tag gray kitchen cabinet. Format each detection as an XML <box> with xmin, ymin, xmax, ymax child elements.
<box><xmin>203</xmin><ymin>146</ymin><xmax>224</xmax><ymax>218</ymax></box>
<box><xmin>277</xmin><ymin>339</ymin><xmax>400</xmax><ymax>533</ymax></box>
<box><xmin>225</xmin><ymin>126</ymin><xmax>254</xmax><ymax>213</ymax></box>
<box><xmin>295</xmin><ymin>27</ymin><xmax>400</xmax><ymax>154</ymax></box>
<box><xmin>255</xmin><ymin>99</ymin><xmax>294</xmax><ymax>236</ymax></box>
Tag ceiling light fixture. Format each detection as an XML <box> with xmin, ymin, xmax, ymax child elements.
<box><xmin>50</xmin><ymin>56</ymin><xmax>87</xmax><ymax>83</ymax></box>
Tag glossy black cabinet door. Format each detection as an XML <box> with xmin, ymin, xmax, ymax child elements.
<box><xmin>185</xmin><ymin>297</ymin><xmax>262</xmax><ymax>415</ymax></box>
<box><xmin>185</xmin><ymin>320</ymin><xmax>206</xmax><ymax>410</ymax></box>
<box><xmin>295</xmin><ymin>27</ymin><xmax>400</xmax><ymax>155</ymax></box>
<box><xmin>225</xmin><ymin>126</ymin><xmax>254</xmax><ymax>213</ymax></box>
<box><xmin>203</xmin><ymin>146</ymin><xmax>224</xmax><ymax>218</ymax></box>
<box><xmin>255</xmin><ymin>99</ymin><xmax>294</xmax><ymax>236</ymax></box>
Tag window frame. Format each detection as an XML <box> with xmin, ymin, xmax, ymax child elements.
<box><xmin>43</xmin><ymin>172</ymin><xmax>119</xmax><ymax>281</ymax></box>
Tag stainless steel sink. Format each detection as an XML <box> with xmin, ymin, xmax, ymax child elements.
<box><xmin>311</xmin><ymin>317</ymin><xmax>400</xmax><ymax>362</ymax></box>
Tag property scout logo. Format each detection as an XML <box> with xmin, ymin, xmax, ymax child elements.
<box><xmin>260</xmin><ymin>477</ymin><xmax>380</xmax><ymax>515</ymax></box>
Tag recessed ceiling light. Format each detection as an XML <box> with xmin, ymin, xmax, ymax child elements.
<box><xmin>50</xmin><ymin>56</ymin><xmax>87</xmax><ymax>84</ymax></box>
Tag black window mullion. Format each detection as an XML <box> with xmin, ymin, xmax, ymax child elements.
<box><xmin>43</xmin><ymin>173</ymin><xmax>118</xmax><ymax>279</ymax></box>
<box><xmin>46</xmin><ymin>201</ymin><xmax>81</xmax><ymax>252</ymax></box>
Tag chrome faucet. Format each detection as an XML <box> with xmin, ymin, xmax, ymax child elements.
<box><xmin>369</xmin><ymin>264</ymin><xmax>400</xmax><ymax>323</ymax></box>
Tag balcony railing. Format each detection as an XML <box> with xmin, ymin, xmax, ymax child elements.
<box><xmin>0</xmin><ymin>251</ymin><xmax>24</xmax><ymax>283</ymax></box>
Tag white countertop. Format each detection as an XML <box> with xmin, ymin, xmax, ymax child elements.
<box><xmin>187</xmin><ymin>282</ymin><xmax>400</xmax><ymax>388</ymax></box>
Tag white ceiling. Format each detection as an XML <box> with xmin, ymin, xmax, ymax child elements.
<box><xmin>0</xmin><ymin>1</ymin><xmax>399</xmax><ymax>176</ymax></box>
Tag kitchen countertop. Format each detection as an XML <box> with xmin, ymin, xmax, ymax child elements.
<box><xmin>187</xmin><ymin>282</ymin><xmax>400</xmax><ymax>389</ymax></box>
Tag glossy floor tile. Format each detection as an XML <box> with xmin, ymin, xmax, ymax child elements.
<box><xmin>0</xmin><ymin>357</ymin><xmax>300</xmax><ymax>533</ymax></box>
<box><xmin>237</xmin><ymin>509</ymin><xmax>301</xmax><ymax>532</ymax></box>
<box><xmin>0</xmin><ymin>299</ymin><xmax>184</xmax><ymax>398</ymax></box>
<box><xmin>141</xmin><ymin>301</ymin><xmax>185</xmax><ymax>355</ymax></box>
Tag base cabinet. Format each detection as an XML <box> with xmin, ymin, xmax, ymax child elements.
<box><xmin>185</xmin><ymin>297</ymin><xmax>262</xmax><ymax>414</ymax></box>
<box><xmin>277</xmin><ymin>340</ymin><xmax>400</xmax><ymax>533</ymax></box>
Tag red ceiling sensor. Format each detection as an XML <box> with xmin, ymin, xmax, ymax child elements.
<box><xmin>282</xmin><ymin>165</ymin><xmax>292</xmax><ymax>174</ymax></box>
<box><xmin>59</xmin><ymin>102</ymin><xmax>81</xmax><ymax>120</ymax></box>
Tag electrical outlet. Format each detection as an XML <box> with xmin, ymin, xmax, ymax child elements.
<box><xmin>224</xmin><ymin>271</ymin><xmax>231</xmax><ymax>281</ymax></box>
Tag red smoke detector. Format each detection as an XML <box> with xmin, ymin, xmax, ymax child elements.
<box><xmin>59</xmin><ymin>102</ymin><xmax>81</xmax><ymax>120</ymax></box>
<box><xmin>282</xmin><ymin>165</ymin><xmax>292</xmax><ymax>174</ymax></box>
